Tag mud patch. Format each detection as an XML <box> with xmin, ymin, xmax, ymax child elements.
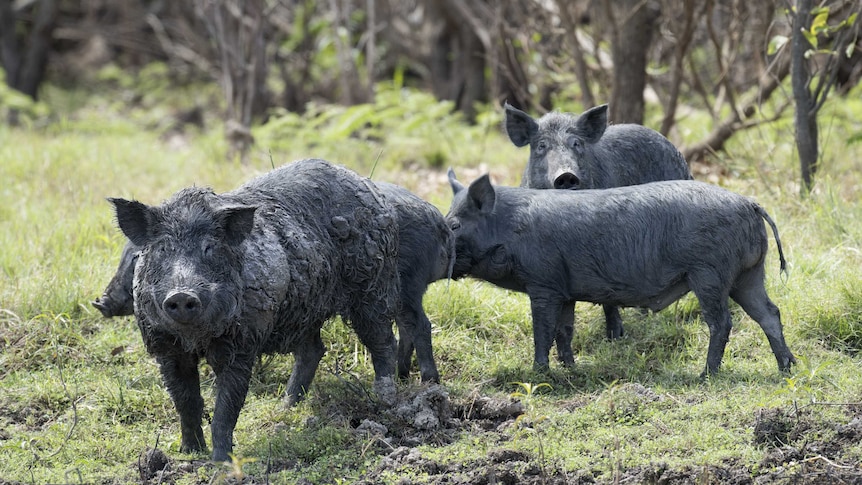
<box><xmin>125</xmin><ymin>391</ymin><xmax>862</xmax><ymax>484</ymax></box>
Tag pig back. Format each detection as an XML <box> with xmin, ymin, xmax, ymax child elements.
<box><xmin>500</xmin><ymin>181</ymin><xmax>770</xmax><ymax>302</ymax></box>
<box><xmin>589</xmin><ymin>124</ymin><xmax>691</xmax><ymax>188</ymax></box>
<box><xmin>376</xmin><ymin>182</ymin><xmax>453</xmax><ymax>286</ymax></box>
<box><xmin>230</xmin><ymin>159</ymin><xmax>400</xmax><ymax>353</ymax></box>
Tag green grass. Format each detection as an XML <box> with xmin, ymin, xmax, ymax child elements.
<box><xmin>2</xmin><ymin>75</ymin><xmax>862</xmax><ymax>483</ymax></box>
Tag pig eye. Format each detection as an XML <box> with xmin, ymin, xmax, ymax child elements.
<box><xmin>449</xmin><ymin>219</ymin><xmax>461</xmax><ymax>231</ymax></box>
<box><xmin>566</xmin><ymin>135</ymin><xmax>581</xmax><ymax>150</ymax></box>
<box><xmin>203</xmin><ymin>242</ymin><xmax>214</xmax><ymax>256</ymax></box>
<box><xmin>535</xmin><ymin>140</ymin><xmax>548</xmax><ymax>154</ymax></box>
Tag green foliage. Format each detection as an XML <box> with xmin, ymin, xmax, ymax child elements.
<box><xmin>801</xmin><ymin>6</ymin><xmax>858</xmax><ymax>54</ymax></box>
<box><xmin>0</xmin><ymin>69</ymin><xmax>50</xmax><ymax>124</ymax></box>
<box><xmin>774</xmin><ymin>356</ymin><xmax>839</xmax><ymax>406</ymax></box>
<box><xmin>253</xmin><ymin>82</ymin><xmax>513</xmax><ymax>181</ymax></box>
<box><xmin>2</xmin><ymin>69</ymin><xmax>862</xmax><ymax>483</ymax></box>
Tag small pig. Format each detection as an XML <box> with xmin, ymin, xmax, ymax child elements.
<box><xmin>95</xmin><ymin>182</ymin><xmax>453</xmax><ymax>384</ymax></box>
<box><xmin>108</xmin><ymin>158</ymin><xmax>400</xmax><ymax>461</ymax></box>
<box><xmin>376</xmin><ymin>182</ymin><xmax>454</xmax><ymax>383</ymax></box>
<box><xmin>505</xmin><ymin>102</ymin><xmax>693</xmax><ymax>356</ymax></box>
<box><xmin>446</xmin><ymin>170</ymin><xmax>795</xmax><ymax>376</ymax></box>
<box><xmin>92</xmin><ymin>242</ymin><xmax>139</xmax><ymax>318</ymax></box>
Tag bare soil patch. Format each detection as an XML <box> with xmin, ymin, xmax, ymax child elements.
<box><xmin>121</xmin><ymin>386</ymin><xmax>862</xmax><ymax>484</ymax></box>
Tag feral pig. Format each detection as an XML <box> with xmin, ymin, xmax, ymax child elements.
<box><xmin>94</xmin><ymin>182</ymin><xmax>453</xmax><ymax>384</ymax></box>
<box><xmin>446</xmin><ymin>170</ymin><xmax>796</xmax><ymax>377</ymax></box>
<box><xmin>504</xmin><ymin>103</ymin><xmax>690</xmax><ymax>191</ymax></box>
<box><xmin>92</xmin><ymin>241</ymin><xmax>139</xmax><ymax>318</ymax></box>
<box><xmin>505</xmin><ymin>103</ymin><xmax>692</xmax><ymax>346</ymax></box>
<box><xmin>376</xmin><ymin>182</ymin><xmax>454</xmax><ymax>383</ymax></box>
<box><xmin>108</xmin><ymin>158</ymin><xmax>400</xmax><ymax>461</ymax></box>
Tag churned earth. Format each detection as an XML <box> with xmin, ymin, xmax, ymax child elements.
<box><xmin>115</xmin><ymin>384</ymin><xmax>862</xmax><ymax>484</ymax></box>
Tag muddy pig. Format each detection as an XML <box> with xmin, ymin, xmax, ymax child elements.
<box><xmin>376</xmin><ymin>182</ymin><xmax>454</xmax><ymax>383</ymax></box>
<box><xmin>96</xmin><ymin>182</ymin><xmax>453</xmax><ymax>384</ymax></box>
<box><xmin>505</xmin><ymin>102</ymin><xmax>692</xmax><ymax>356</ymax></box>
<box><xmin>446</xmin><ymin>170</ymin><xmax>795</xmax><ymax>376</ymax></box>
<box><xmin>107</xmin><ymin>158</ymin><xmax>400</xmax><ymax>461</ymax></box>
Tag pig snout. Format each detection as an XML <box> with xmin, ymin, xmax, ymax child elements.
<box><xmin>92</xmin><ymin>297</ymin><xmax>116</xmax><ymax>318</ymax></box>
<box><xmin>553</xmin><ymin>172</ymin><xmax>580</xmax><ymax>190</ymax></box>
<box><xmin>163</xmin><ymin>290</ymin><xmax>204</xmax><ymax>324</ymax></box>
<box><xmin>92</xmin><ymin>291</ymin><xmax>134</xmax><ymax>318</ymax></box>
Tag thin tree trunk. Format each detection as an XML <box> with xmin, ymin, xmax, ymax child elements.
<box><xmin>556</xmin><ymin>0</ymin><xmax>594</xmax><ymax>108</ymax></box>
<box><xmin>660</xmin><ymin>0</ymin><xmax>698</xmax><ymax>136</ymax></box>
<box><xmin>791</xmin><ymin>0</ymin><xmax>818</xmax><ymax>195</ymax></box>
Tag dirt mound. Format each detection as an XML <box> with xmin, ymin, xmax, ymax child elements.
<box><xmin>126</xmin><ymin>389</ymin><xmax>862</xmax><ymax>484</ymax></box>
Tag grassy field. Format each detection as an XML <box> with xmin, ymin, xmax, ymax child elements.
<box><xmin>1</xmin><ymin>76</ymin><xmax>862</xmax><ymax>484</ymax></box>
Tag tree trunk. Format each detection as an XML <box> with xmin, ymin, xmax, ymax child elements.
<box><xmin>425</xmin><ymin>0</ymin><xmax>487</xmax><ymax>122</ymax></box>
<box><xmin>791</xmin><ymin>0</ymin><xmax>818</xmax><ymax>195</ymax></box>
<box><xmin>0</xmin><ymin>1</ymin><xmax>21</xmax><ymax>90</ymax></box>
<box><xmin>0</xmin><ymin>0</ymin><xmax>57</xmax><ymax>125</ymax></box>
<box><xmin>659</xmin><ymin>0</ymin><xmax>698</xmax><ymax>136</ymax></box>
<box><xmin>556</xmin><ymin>0</ymin><xmax>595</xmax><ymax>108</ymax></box>
<box><xmin>608</xmin><ymin>0</ymin><xmax>660</xmax><ymax>124</ymax></box>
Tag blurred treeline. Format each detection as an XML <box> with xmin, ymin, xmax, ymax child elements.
<box><xmin>2</xmin><ymin>0</ymin><xmax>861</xmax><ymax>172</ymax></box>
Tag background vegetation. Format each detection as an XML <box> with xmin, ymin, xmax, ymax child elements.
<box><xmin>1</xmin><ymin>62</ymin><xmax>861</xmax><ymax>483</ymax></box>
<box><xmin>1</xmin><ymin>1</ymin><xmax>862</xmax><ymax>484</ymax></box>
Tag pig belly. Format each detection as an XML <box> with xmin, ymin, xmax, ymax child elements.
<box><xmin>581</xmin><ymin>279</ymin><xmax>691</xmax><ymax>312</ymax></box>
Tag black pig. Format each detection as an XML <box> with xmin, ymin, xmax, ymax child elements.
<box><xmin>376</xmin><ymin>182</ymin><xmax>454</xmax><ymax>383</ymax></box>
<box><xmin>446</xmin><ymin>170</ymin><xmax>795</xmax><ymax>376</ymax></box>
<box><xmin>505</xmin><ymin>103</ymin><xmax>693</xmax><ymax>358</ymax></box>
<box><xmin>108</xmin><ymin>158</ymin><xmax>400</xmax><ymax>461</ymax></box>
<box><xmin>92</xmin><ymin>241</ymin><xmax>138</xmax><ymax>318</ymax></box>
<box><xmin>95</xmin><ymin>182</ymin><xmax>453</xmax><ymax>384</ymax></box>
<box><xmin>504</xmin><ymin>103</ymin><xmax>690</xmax><ymax>191</ymax></box>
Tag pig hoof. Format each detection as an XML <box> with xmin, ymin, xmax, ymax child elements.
<box><xmin>374</xmin><ymin>376</ymin><xmax>397</xmax><ymax>406</ymax></box>
<box><xmin>778</xmin><ymin>355</ymin><xmax>796</xmax><ymax>373</ymax></box>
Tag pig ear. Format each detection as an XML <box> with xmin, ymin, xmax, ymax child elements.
<box><xmin>108</xmin><ymin>197</ymin><xmax>158</xmax><ymax>247</ymax></box>
<box><xmin>576</xmin><ymin>104</ymin><xmax>608</xmax><ymax>143</ymax></box>
<box><xmin>220</xmin><ymin>206</ymin><xmax>257</xmax><ymax>245</ymax></box>
<box><xmin>448</xmin><ymin>168</ymin><xmax>465</xmax><ymax>194</ymax></box>
<box><xmin>467</xmin><ymin>174</ymin><xmax>496</xmax><ymax>213</ymax></box>
<box><xmin>504</xmin><ymin>102</ymin><xmax>538</xmax><ymax>147</ymax></box>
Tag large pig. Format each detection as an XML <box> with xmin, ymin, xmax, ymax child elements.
<box><xmin>505</xmin><ymin>102</ymin><xmax>692</xmax><ymax>358</ymax></box>
<box><xmin>108</xmin><ymin>159</ymin><xmax>400</xmax><ymax>461</ymax></box>
<box><xmin>94</xmin><ymin>181</ymin><xmax>453</xmax><ymax>384</ymax></box>
<box><xmin>446</xmin><ymin>170</ymin><xmax>795</xmax><ymax>376</ymax></box>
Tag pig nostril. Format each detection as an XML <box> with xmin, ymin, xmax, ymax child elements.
<box><xmin>554</xmin><ymin>173</ymin><xmax>580</xmax><ymax>190</ymax></box>
<box><xmin>163</xmin><ymin>291</ymin><xmax>202</xmax><ymax>324</ymax></box>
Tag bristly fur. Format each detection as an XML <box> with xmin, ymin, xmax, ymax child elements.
<box><xmin>110</xmin><ymin>158</ymin><xmax>400</xmax><ymax>461</ymax></box>
<box><xmin>446</xmin><ymin>174</ymin><xmax>796</xmax><ymax>378</ymax></box>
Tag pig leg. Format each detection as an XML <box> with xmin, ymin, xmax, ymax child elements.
<box><xmin>353</xmin><ymin>322</ymin><xmax>397</xmax><ymax>382</ymax></box>
<box><xmin>157</xmin><ymin>352</ymin><xmax>206</xmax><ymax>454</ymax></box>
<box><xmin>530</xmin><ymin>295</ymin><xmax>563</xmax><ymax>370</ymax></box>
<box><xmin>603</xmin><ymin>304</ymin><xmax>624</xmax><ymax>339</ymax></box>
<box><xmin>349</xmin><ymin>305</ymin><xmax>398</xmax><ymax>405</ymax></box>
<box><xmin>285</xmin><ymin>329</ymin><xmax>326</xmax><ymax>406</ymax></box>
<box><xmin>208</xmin><ymin>351</ymin><xmax>256</xmax><ymax>462</ymax></box>
<box><xmin>396</xmin><ymin>325</ymin><xmax>415</xmax><ymax>380</ymax></box>
<box><xmin>689</xmin><ymin>279</ymin><xmax>733</xmax><ymax>377</ymax></box>
<box><xmin>396</xmin><ymin>299</ymin><xmax>440</xmax><ymax>383</ymax></box>
<box><xmin>730</xmin><ymin>266</ymin><xmax>796</xmax><ymax>373</ymax></box>
<box><xmin>554</xmin><ymin>302</ymin><xmax>575</xmax><ymax>366</ymax></box>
